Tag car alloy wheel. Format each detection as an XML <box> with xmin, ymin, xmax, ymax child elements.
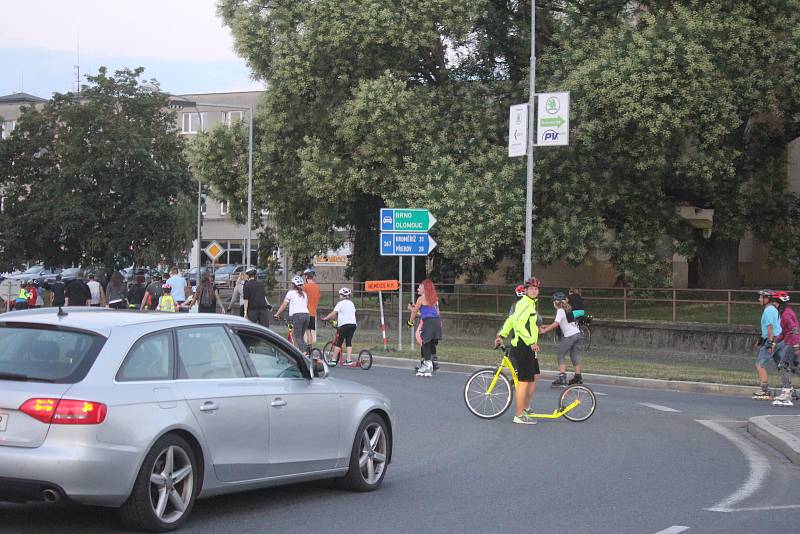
<box><xmin>358</xmin><ymin>421</ymin><xmax>387</xmax><ymax>485</ymax></box>
<box><xmin>149</xmin><ymin>445</ymin><xmax>194</xmax><ymax>524</ymax></box>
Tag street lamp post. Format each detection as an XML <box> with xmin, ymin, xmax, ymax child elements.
<box><xmin>172</xmin><ymin>99</ymin><xmax>254</xmax><ymax>271</ymax></box>
<box><xmin>140</xmin><ymin>82</ymin><xmax>255</xmax><ymax>272</ymax></box>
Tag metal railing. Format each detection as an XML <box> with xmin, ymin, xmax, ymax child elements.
<box><xmin>267</xmin><ymin>282</ymin><xmax>769</xmax><ymax>326</ymax></box>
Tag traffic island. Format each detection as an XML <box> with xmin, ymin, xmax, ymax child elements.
<box><xmin>747</xmin><ymin>415</ymin><xmax>800</xmax><ymax>465</ymax></box>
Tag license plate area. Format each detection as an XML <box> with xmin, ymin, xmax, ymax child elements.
<box><xmin>0</xmin><ymin>413</ymin><xmax>7</xmax><ymax>431</ymax></box>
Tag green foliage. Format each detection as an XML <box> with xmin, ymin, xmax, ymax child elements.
<box><xmin>0</xmin><ymin>68</ymin><xmax>194</xmax><ymax>271</ymax></box>
<box><xmin>188</xmin><ymin>0</ymin><xmax>800</xmax><ymax>288</ymax></box>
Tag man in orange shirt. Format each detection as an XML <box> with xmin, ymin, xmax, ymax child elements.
<box><xmin>303</xmin><ymin>268</ymin><xmax>321</xmax><ymax>351</ymax></box>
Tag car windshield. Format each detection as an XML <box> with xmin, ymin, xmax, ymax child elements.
<box><xmin>0</xmin><ymin>326</ymin><xmax>106</xmax><ymax>383</ymax></box>
<box><xmin>62</xmin><ymin>268</ymin><xmax>80</xmax><ymax>275</ymax></box>
<box><xmin>22</xmin><ymin>266</ymin><xmax>44</xmax><ymax>274</ymax></box>
<box><xmin>216</xmin><ymin>266</ymin><xmax>236</xmax><ymax>274</ymax></box>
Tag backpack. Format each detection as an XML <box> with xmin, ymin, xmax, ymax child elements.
<box><xmin>200</xmin><ymin>286</ymin><xmax>214</xmax><ymax>308</ymax></box>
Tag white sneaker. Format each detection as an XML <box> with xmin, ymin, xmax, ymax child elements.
<box><xmin>773</xmin><ymin>388</ymin><xmax>794</xmax><ymax>407</ymax></box>
<box><xmin>416</xmin><ymin>361</ymin><xmax>433</xmax><ymax>377</ymax></box>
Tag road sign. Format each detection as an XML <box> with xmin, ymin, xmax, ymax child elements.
<box><xmin>380</xmin><ymin>208</ymin><xmax>437</xmax><ymax>233</ymax></box>
<box><xmin>380</xmin><ymin>233</ymin><xmax>437</xmax><ymax>256</ymax></box>
<box><xmin>365</xmin><ymin>280</ymin><xmax>400</xmax><ymax>292</ymax></box>
<box><xmin>204</xmin><ymin>240</ymin><xmax>225</xmax><ymax>261</ymax></box>
<box><xmin>508</xmin><ymin>103</ymin><xmax>528</xmax><ymax>157</ymax></box>
<box><xmin>0</xmin><ymin>278</ymin><xmax>21</xmax><ymax>305</ymax></box>
<box><xmin>536</xmin><ymin>91</ymin><xmax>569</xmax><ymax>146</ymax></box>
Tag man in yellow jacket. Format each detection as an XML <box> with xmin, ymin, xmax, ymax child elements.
<box><xmin>495</xmin><ymin>277</ymin><xmax>541</xmax><ymax>425</ymax></box>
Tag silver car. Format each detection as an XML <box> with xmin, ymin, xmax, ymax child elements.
<box><xmin>0</xmin><ymin>308</ymin><xmax>392</xmax><ymax>532</ymax></box>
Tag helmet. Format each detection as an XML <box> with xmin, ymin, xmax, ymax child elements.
<box><xmin>552</xmin><ymin>291</ymin><xmax>567</xmax><ymax>301</ymax></box>
<box><xmin>524</xmin><ymin>277</ymin><xmax>541</xmax><ymax>288</ymax></box>
<box><xmin>514</xmin><ymin>285</ymin><xmax>525</xmax><ymax>297</ymax></box>
<box><xmin>292</xmin><ymin>275</ymin><xmax>304</xmax><ymax>286</ymax></box>
<box><xmin>339</xmin><ymin>287</ymin><xmax>351</xmax><ymax>297</ymax></box>
<box><xmin>774</xmin><ymin>291</ymin><xmax>791</xmax><ymax>303</ymax></box>
<box><xmin>162</xmin><ymin>283</ymin><xmax>172</xmax><ymax>291</ymax></box>
<box><xmin>32</xmin><ymin>279</ymin><xmax>40</xmax><ymax>287</ymax></box>
<box><xmin>303</xmin><ymin>268</ymin><xmax>315</xmax><ymax>276</ymax></box>
<box><xmin>246</xmin><ymin>268</ymin><xmax>257</xmax><ymax>277</ymax></box>
<box><xmin>758</xmin><ymin>289</ymin><xmax>774</xmax><ymax>298</ymax></box>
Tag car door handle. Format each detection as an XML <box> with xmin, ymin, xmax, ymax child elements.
<box><xmin>199</xmin><ymin>402</ymin><xmax>219</xmax><ymax>412</ymax></box>
<box><xmin>271</xmin><ymin>398</ymin><xmax>287</xmax><ymax>407</ymax></box>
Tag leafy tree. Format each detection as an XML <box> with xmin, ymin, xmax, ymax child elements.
<box><xmin>191</xmin><ymin>0</ymin><xmax>800</xmax><ymax>287</ymax></box>
<box><xmin>544</xmin><ymin>0</ymin><xmax>800</xmax><ymax>287</ymax></box>
<box><xmin>0</xmin><ymin>67</ymin><xmax>195</xmax><ymax>272</ymax></box>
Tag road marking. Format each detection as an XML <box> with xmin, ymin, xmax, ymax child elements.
<box><xmin>654</xmin><ymin>527</ymin><xmax>690</xmax><ymax>534</ymax></box>
<box><xmin>696</xmin><ymin>419</ymin><xmax>770</xmax><ymax>512</ymax></box>
<box><xmin>594</xmin><ymin>391</ymin><xmax>608</xmax><ymax>396</ymax></box>
<box><xmin>723</xmin><ymin>504</ymin><xmax>800</xmax><ymax>512</ymax></box>
<box><xmin>638</xmin><ymin>402</ymin><xmax>681</xmax><ymax>412</ymax></box>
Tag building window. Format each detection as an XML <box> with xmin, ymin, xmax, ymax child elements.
<box><xmin>220</xmin><ymin>200</ymin><xmax>229</xmax><ymax>215</ymax></box>
<box><xmin>182</xmin><ymin>113</ymin><xmax>207</xmax><ymax>134</ymax></box>
<box><xmin>1</xmin><ymin>120</ymin><xmax>15</xmax><ymax>139</ymax></box>
<box><xmin>200</xmin><ymin>199</ymin><xmax>207</xmax><ymax>216</ymax></box>
<box><xmin>223</xmin><ymin>110</ymin><xmax>243</xmax><ymax>127</ymax></box>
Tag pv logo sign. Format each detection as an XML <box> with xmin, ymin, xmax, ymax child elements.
<box><xmin>542</xmin><ymin>130</ymin><xmax>559</xmax><ymax>141</ymax></box>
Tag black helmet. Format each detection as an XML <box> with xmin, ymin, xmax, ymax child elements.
<box><xmin>758</xmin><ymin>289</ymin><xmax>774</xmax><ymax>299</ymax></box>
<box><xmin>552</xmin><ymin>291</ymin><xmax>566</xmax><ymax>301</ymax></box>
<box><xmin>246</xmin><ymin>268</ymin><xmax>257</xmax><ymax>277</ymax></box>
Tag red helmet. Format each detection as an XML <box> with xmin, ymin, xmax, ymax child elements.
<box><xmin>162</xmin><ymin>284</ymin><xmax>172</xmax><ymax>291</ymax></box>
<box><xmin>773</xmin><ymin>291</ymin><xmax>790</xmax><ymax>303</ymax></box>
<box><xmin>514</xmin><ymin>285</ymin><xmax>525</xmax><ymax>297</ymax></box>
<box><xmin>523</xmin><ymin>277</ymin><xmax>541</xmax><ymax>288</ymax></box>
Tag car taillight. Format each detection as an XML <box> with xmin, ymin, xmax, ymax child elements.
<box><xmin>20</xmin><ymin>398</ymin><xmax>107</xmax><ymax>425</ymax></box>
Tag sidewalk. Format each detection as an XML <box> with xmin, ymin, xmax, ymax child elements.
<box><xmin>748</xmin><ymin>415</ymin><xmax>800</xmax><ymax>465</ymax></box>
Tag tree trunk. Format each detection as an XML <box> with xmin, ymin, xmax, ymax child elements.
<box><xmin>696</xmin><ymin>236</ymin><xmax>740</xmax><ymax>289</ymax></box>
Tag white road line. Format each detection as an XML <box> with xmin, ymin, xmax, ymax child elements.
<box><xmin>638</xmin><ymin>402</ymin><xmax>681</xmax><ymax>413</ymax></box>
<box><xmin>654</xmin><ymin>526</ymin><xmax>690</xmax><ymax>534</ymax></box>
<box><xmin>724</xmin><ymin>504</ymin><xmax>800</xmax><ymax>512</ymax></box>
<box><xmin>696</xmin><ymin>419</ymin><xmax>770</xmax><ymax>512</ymax></box>
<box><xmin>594</xmin><ymin>391</ymin><xmax>608</xmax><ymax>396</ymax></box>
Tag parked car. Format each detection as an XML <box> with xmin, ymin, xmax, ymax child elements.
<box><xmin>214</xmin><ymin>264</ymin><xmax>245</xmax><ymax>289</ymax></box>
<box><xmin>10</xmin><ymin>265</ymin><xmax>47</xmax><ymax>284</ymax></box>
<box><xmin>0</xmin><ymin>309</ymin><xmax>392</xmax><ymax>531</ymax></box>
<box><xmin>185</xmin><ymin>267</ymin><xmax>213</xmax><ymax>287</ymax></box>
<box><xmin>59</xmin><ymin>267</ymin><xmax>84</xmax><ymax>284</ymax></box>
<box><xmin>121</xmin><ymin>267</ymin><xmax>152</xmax><ymax>286</ymax></box>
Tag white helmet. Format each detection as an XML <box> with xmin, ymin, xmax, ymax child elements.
<box><xmin>339</xmin><ymin>287</ymin><xmax>351</xmax><ymax>297</ymax></box>
<box><xmin>292</xmin><ymin>275</ymin><xmax>304</xmax><ymax>286</ymax></box>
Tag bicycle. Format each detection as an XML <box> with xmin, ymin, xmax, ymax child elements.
<box><xmin>552</xmin><ymin>314</ymin><xmax>593</xmax><ymax>351</ymax></box>
<box><xmin>321</xmin><ymin>320</ymin><xmax>372</xmax><ymax>370</ymax></box>
<box><xmin>463</xmin><ymin>346</ymin><xmax>596</xmax><ymax>421</ymax></box>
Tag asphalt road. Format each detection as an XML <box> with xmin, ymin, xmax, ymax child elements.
<box><xmin>2</xmin><ymin>365</ymin><xmax>800</xmax><ymax>533</ymax></box>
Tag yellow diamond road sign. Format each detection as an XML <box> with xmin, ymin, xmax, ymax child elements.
<box><xmin>204</xmin><ymin>241</ymin><xmax>224</xmax><ymax>261</ymax></box>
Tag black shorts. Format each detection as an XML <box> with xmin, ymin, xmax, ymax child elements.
<box><xmin>512</xmin><ymin>343</ymin><xmax>540</xmax><ymax>382</ymax></box>
<box><xmin>335</xmin><ymin>324</ymin><xmax>357</xmax><ymax>348</ymax></box>
<box><xmin>308</xmin><ymin>316</ymin><xmax>316</xmax><ymax>330</ymax></box>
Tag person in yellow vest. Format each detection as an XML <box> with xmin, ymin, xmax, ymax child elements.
<box><xmin>14</xmin><ymin>286</ymin><xmax>32</xmax><ymax>311</ymax></box>
<box><xmin>494</xmin><ymin>277</ymin><xmax>542</xmax><ymax>425</ymax></box>
<box><xmin>157</xmin><ymin>284</ymin><xmax>177</xmax><ymax>312</ymax></box>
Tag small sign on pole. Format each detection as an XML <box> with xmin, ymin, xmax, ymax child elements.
<box><xmin>508</xmin><ymin>103</ymin><xmax>528</xmax><ymax>157</ymax></box>
<box><xmin>204</xmin><ymin>240</ymin><xmax>225</xmax><ymax>262</ymax></box>
<box><xmin>365</xmin><ymin>280</ymin><xmax>400</xmax><ymax>351</ymax></box>
<box><xmin>536</xmin><ymin>91</ymin><xmax>570</xmax><ymax>146</ymax></box>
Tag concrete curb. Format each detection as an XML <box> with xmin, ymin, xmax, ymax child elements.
<box><xmin>371</xmin><ymin>354</ymin><xmax>755</xmax><ymax>398</ymax></box>
<box><xmin>747</xmin><ymin>416</ymin><xmax>800</xmax><ymax>465</ymax></box>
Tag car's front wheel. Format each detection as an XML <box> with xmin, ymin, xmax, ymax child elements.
<box><xmin>338</xmin><ymin>413</ymin><xmax>390</xmax><ymax>492</ymax></box>
<box><xmin>119</xmin><ymin>434</ymin><xmax>199</xmax><ymax>532</ymax></box>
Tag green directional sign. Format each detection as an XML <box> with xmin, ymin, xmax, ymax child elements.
<box><xmin>380</xmin><ymin>208</ymin><xmax>437</xmax><ymax>233</ymax></box>
<box><xmin>539</xmin><ymin>116</ymin><xmax>565</xmax><ymax>128</ymax></box>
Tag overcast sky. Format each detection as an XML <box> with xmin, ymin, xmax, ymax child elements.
<box><xmin>0</xmin><ymin>0</ymin><xmax>263</xmax><ymax>97</ymax></box>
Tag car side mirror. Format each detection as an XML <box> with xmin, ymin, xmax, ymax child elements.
<box><xmin>312</xmin><ymin>358</ymin><xmax>329</xmax><ymax>379</ymax></box>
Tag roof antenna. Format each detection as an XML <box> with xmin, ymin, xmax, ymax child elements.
<box><xmin>57</xmin><ymin>306</ymin><xmax>68</xmax><ymax>317</ymax></box>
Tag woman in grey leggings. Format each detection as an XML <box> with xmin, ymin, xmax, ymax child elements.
<box><xmin>273</xmin><ymin>275</ymin><xmax>310</xmax><ymax>354</ymax></box>
<box><xmin>539</xmin><ymin>292</ymin><xmax>584</xmax><ymax>386</ymax></box>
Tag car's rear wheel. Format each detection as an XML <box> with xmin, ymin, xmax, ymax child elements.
<box><xmin>119</xmin><ymin>434</ymin><xmax>198</xmax><ymax>532</ymax></box>
<box><xmin>337</xmin><ymin>413</ymin><xmax>390</xmax><ymax>492</ymax></box>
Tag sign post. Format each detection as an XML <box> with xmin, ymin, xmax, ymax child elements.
<box><xmin>536</xmin><ymin>92</ymin><xmax>570</xmax><ymax>146</ymax></box>
<box><xmin>365</xmin><ymin>280</ymin><xmax>399</xmax><ymax>352</ymax></box>
<box><xmin>508</xmin><ymin>103</ymin><xmax>528</xmax><ymax>157</ymax></box>
<box><xmin>379</xmin><ymin>208</ymin><xmax>437</xmax><ymax>352</ymax></box>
